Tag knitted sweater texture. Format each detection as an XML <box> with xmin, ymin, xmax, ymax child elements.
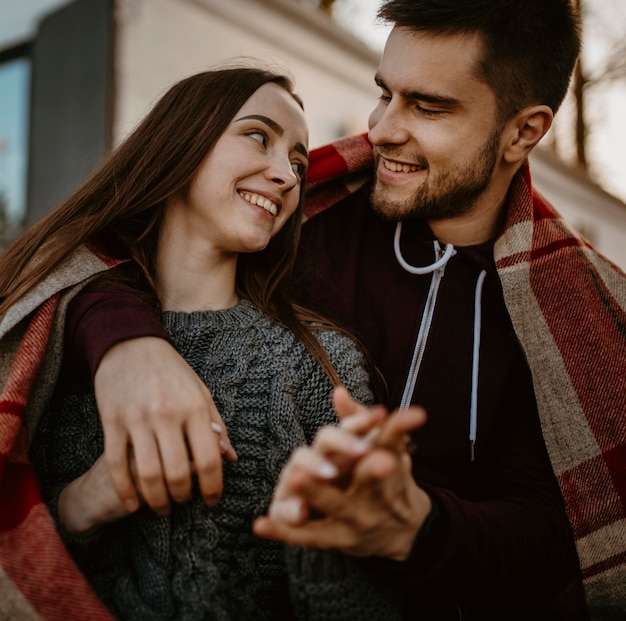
<box><xmin>29</xmin><ymin>300</ymin><xmax>399</xmax><ymax>620</ymax></box>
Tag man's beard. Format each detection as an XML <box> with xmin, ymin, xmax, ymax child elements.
<box><xmin>371</xmin><ymin>128</ymin><xmax>501</xmax><ymax>222</ymax></box>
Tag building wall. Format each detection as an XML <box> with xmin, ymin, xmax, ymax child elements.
<box><xmin>530</xmin><ymin>148</ymin><xmax>626</xmax><ymax>270</ymax></box>
<box><xmin>112</xmin><ymin>0</ymin><xmax>626</xmax><ymax>271</ymax></box>
<box><xmin>2</xmin><ymin>0</ymin><xmax>626</xmax><ymax>270</ymax></box>
<box><xmin>113</xmin><ymin>0</ymin><xmax>380</xmax><ymax>149</ymax></box>
<box><xmin>0</xmin><ymin>0</ymin><xmax>113</xmax><ymax>230</ymax></box>
<box><xmin>28</xmin><ymin>0</ymin><xmax>113</xmax><ymax>223</ymax></box>
<box><xmin>0</xmin><ymin>0</ymin><xmax>72</xmax><ymax>48</ymax></box>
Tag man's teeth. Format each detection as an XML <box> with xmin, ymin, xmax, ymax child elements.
<box><xmin>383</xmin><ymin>159</ymin><xmax>420</xmax><ymax>173</ymax></box>
<box><xmin>240</xmin><ymin>191</ymin><xmax>278</xmax><ymax>216</ymax></box>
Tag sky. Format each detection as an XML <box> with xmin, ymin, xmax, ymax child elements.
<box><xmin>332</xmin><ymin>0</ymin><xmax>626</xmax><ymax>204</ymax></box>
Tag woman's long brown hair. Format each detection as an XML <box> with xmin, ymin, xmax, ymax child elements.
<box><xmin>0</xmin><ymin>66</ymin><xmax>377</xmax><ymax>392</ymax></box>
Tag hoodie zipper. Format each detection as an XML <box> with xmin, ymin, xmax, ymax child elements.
<box><xmin>399</xmin><ymin>257</ymin><xmax>448</xmax><ymax>410</ymax></box>
<box><xmin>394</xmin><ymin>223</ymin><xmax>487</xmax><ymax>461</ymax></box>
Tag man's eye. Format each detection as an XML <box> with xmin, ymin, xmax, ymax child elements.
<box><xmin>378</xmin><ymin>93</ymin><xmax>391</xmax><ymax>103</ymax></box>
<box><xmin>416</xmin><ymin>105</ymin><xmax>444</xmax><ymax>118</ymax></box>
<box><xmin>248</xmin><ymin>131</ymin><xmax>267</xmax><ymax>146</ymax></box>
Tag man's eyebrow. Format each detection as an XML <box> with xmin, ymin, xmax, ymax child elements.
<box><xmin>374</xmin><ymin>73</ymin><xmax>459</xmax><ymax>106</ymax></box>
<box><xmin>236</xmin><ymin>114</ymin><xmax>308</xmax><ymax>159</ymax></box>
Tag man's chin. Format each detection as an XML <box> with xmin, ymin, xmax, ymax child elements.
<box><xmin>371</xmin><ymin>189</ymin><xmax>417</xmax><ymax>222</ymax></box>
<box><xmin>370</xmin><ymin>198</ymin><xmax>397</xmax><ymax>221</ymax></box>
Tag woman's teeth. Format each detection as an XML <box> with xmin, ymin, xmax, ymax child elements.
<box><xmin>239</xmin><ymin>191</ymin><xmax>278</xmax><ymax>216</ymax></box>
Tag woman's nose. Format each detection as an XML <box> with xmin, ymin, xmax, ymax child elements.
<box><xmin>267</xmin><ymin>155</ymin><xmax>298</xmax><ymax>189</ymax></box>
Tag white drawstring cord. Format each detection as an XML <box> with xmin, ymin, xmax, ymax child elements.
<box><xmin>394</xmin><ymin>222</ymin><xmax>455</xmax><ymax>274</ymax></box>
<box><xmin>394</xmin><ymin>221</ymin><xmax>486</xmax><ymax>462</ymax></box>
<box><xmin>469</xmin><ymin>269</ymin><xmax>487</xmax><ymax>461</ymax></box>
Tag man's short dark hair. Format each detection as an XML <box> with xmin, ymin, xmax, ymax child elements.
<box><xmin>378</xmin><ymin>0</ymin><xmax>581</xmax><ymax>120</ymax></box>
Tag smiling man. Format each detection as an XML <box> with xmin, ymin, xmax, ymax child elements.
<box><xmin>56</xmin><ymin>1</ymin><xmax>626</xmax><ymax>619</ymax></box>
<box><xmin>370</xmin><ymin>30</ymin><xmax>504</xmax><ymax>231</ymax></box>
<box><xmin>255</xmin><ymin>1</ymin><xmax>624</xmax><ymax>619</ymax></box>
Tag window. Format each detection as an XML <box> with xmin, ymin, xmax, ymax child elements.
<box><xmin>0</xmin><ymin>45</ymin><xmax>30</xmax><ymax>246</ymax></box>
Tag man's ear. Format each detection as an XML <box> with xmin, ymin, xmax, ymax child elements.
<box><xmin>503</xmin><ymin>105</ymin><xmax>553</xmax><ymax>164</ymax></box>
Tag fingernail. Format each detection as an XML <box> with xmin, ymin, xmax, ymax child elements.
<box><xmin>125</xmin><ymin>498</ymin><xmax>139</xmax><ymax>512</ymax></box>
<box><xmin>288</xmin><ymin>498</ymin><xmax>304</xmax><ymax>522</ymax></box>
<box><xmin>269</xmin><ymin>498</ymin><xmax>303</xmax><ymax>523</ymax></box>
<box><xmin>351</xmin><ymin>438</ymin><xmax>371</xmax><ymax>453</ymax></box>
<box><xmin>211</xmin><ymin>422</ymin><xmax>223</xmax><ymax>434</ymax></box>
<box><xmin>317</xmin><ymin>461</ymin><xmax>338</xmax><ymax>479</ymax></box>
<box><xmin>219</xmin><ymin>439</ymin><xmax>231</xmax><ymax>454</ymax></box>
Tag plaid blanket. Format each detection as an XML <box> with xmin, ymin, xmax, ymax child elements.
<box><xmin>1</xmin><ymin>134</ymin><xmax>625</xmax><ymax>618</ymax></box>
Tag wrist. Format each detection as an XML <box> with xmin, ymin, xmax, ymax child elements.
<box><xmin>58</xmin><ymin>459</ymin><xmax>132</xmax><ymax>536</ymax></box>
<box><xmin>388</xmin><ymin>485</ymin><xmax>433</xmax><ymax>562</ymax></box>
<box><xmin>58</xmin><ymin>475</ymin><xmax>100</xmax><ymax>536</ymax></box>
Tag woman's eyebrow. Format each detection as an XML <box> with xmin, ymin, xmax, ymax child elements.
<box><xmin>236</xmin><ymin>114</ymin><xmax>283</xmax><ymax>135</ymax></box>
<box><xmin>236</xmin><ymin>114</ymin><xmax>308</xmax><ymax>159</ymax></box>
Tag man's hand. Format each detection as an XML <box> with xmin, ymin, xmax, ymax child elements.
<box><xmin>94</xmin><ymin>337</ymin><xmax>237</xmax><ymax>515</ymax></box>
<box><xmin>253</xmin><ymin>388</ymin><xmax>430</xmax><ymax>561</ymax></box>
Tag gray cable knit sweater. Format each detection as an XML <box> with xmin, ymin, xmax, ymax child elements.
<box><xmin>29</xmin><ymin>300</ymin><xmax>402</xmax><ymax>621</ymax></box>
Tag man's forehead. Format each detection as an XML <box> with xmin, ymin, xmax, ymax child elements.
<box><xmin>378</xmin><ymin>27</ymin><xmax>487</xmax><ymax>94</ymax></box>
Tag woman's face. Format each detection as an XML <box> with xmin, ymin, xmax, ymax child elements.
<box><xmin>167</xmin><ymin>82</ymin><xmax>309</xmax><ymax>258</ymax></box>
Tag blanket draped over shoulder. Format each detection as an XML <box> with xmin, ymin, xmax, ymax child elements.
<box><xmin>1</xmin><ymin>134</ymin><xmax>625</xmax><ymax>619</ymax></box>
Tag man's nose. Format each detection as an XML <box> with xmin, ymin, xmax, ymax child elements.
<box><xmin>368</xmin><ymin>102</ymin><xmax>409</xmax><ymax>145</ymax></box>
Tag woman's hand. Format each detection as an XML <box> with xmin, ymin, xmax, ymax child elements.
<box><xmin>58</xmin><ymin>454</ymin><xmax>136</xmax><ymax>535</ymax></box>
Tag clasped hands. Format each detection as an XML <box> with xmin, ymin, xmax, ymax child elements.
<box><xmin>253</xmin><ymin>386</ymin><xmax>432</xmax><ymax>561</ymax></box>
<box><xmin>86</xmin><ymin>337</ymin><xmax>431</xmax><ymax>561</ymax></box>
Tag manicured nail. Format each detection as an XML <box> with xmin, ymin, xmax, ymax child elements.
<box><xmin>317</xmin><ymin>461</ymin><xmax>338</xmax><ymax>479</ymax></box>
<box><xmin>287</xmin><ymin>498</ymin><xmax>304</xmax><ymax>523</ymax></box>
<box><xmin>269</xmin><ymin>498</ymin><xmax>303</xmax><ymax>523</ymax></box>
<box><xmin>211</xmin><ymin>422</ymin><xmax>223</xmax><ymax>434</ymax></box>
<box><xmin>351</xmin><ymin>438</ymin><xmax>372</xmax><ymax>453</ymax></box>
<box><xmin>219</xmin><ymin>439</ymin><xmax>230</xmax><ymax>454</ymax></box>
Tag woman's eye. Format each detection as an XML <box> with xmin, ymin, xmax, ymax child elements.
<box><xmin>248</xmin><ymin>131</ymin><xmax>267</xmax><ymax>146</ymax></box>
<box><xmin>291</xmin><ymin>162</ymin><xmax>306</xmax><ymax>177</ymax></box>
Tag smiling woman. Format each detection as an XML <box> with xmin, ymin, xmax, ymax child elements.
<box><xmin>155</xmin><ymin>81</ymin><xmax>309</xmax><ymax>311</ymax></box>
<box><xmin>0</xmin><ymin>65</ymin><xmax>398</xmax><ymax>620</ymax></box>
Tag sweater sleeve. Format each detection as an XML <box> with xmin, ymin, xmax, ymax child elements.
<box><xmin>65</xmin><ymin>285</ymin><xmax>171</xmax><ymax>382</ymax></box>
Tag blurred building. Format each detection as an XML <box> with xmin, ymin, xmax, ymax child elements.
<box><xmin>1</xmin><ymin>0</ymin><xmax>625</xmax><ymax>271</ymax></box>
